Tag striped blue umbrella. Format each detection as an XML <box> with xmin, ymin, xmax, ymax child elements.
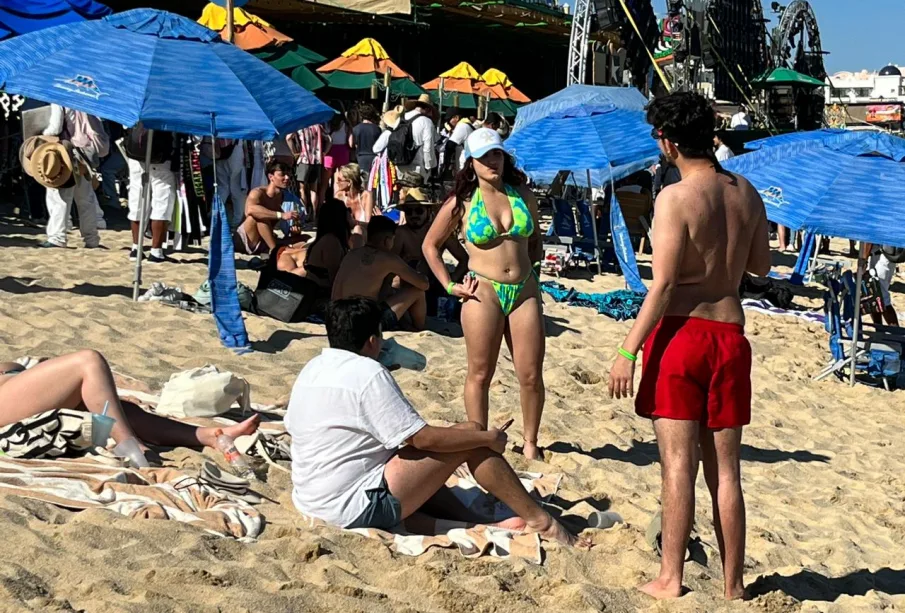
<box><xmin>724</xmin><ymin>138</ymin><xmax>905</xmax><ymax>248</ymax></box>
<box><xmin>745</xmin><ymin>128</ymin><xmax>905</xmax><ymax>161</ymax></box>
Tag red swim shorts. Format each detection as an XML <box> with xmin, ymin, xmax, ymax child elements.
<box><xmin>635</xmin><ymin>316</ymin><xmax>752</xmax><ymax>429</ymax></box>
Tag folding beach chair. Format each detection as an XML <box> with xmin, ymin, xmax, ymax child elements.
<box><xmin>614</xmin><ymin>190</ymin><xmax>653</xmax><ymax>254</ymax></box>
<box><xmin>814</xmin><ymin>271</ymin><xmax>905</xmax><ymax>389</ymax></box>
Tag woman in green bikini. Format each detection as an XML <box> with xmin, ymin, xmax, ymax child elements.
<box><xmin>423</xmin><ymin>128</ymin><xmax>545</xmax><ymax>460</ymax></box>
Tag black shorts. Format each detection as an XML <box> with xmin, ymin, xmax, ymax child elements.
<box><xmin>296</xmin><ymin>163</ymin><xmax>322</xmax><ymax>184</ymax></box>
<box><xmin>379</xmin><ymin>301</ymin><xmax>399</xmax><ymax>331</ymax></box>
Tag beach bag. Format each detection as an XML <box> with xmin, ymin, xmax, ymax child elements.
<box><xmin>881</xmin><ymin>246</ymin><xmax>905</xmax><ymax>264</ymax></box>
<box><xmin>193</xmin><ymin>280</ymin><xmax>254</xmax><ymax>311</ymax></box>
<box><xmin>386</xmin><ymin>119</ymin><xmax>417</xmax><ymax>166</ymax></box>
<box><xmin>156</xmin><ymin>366</ymin><xmax>250</xmax><ymax>418</ymax></box>
<box><xmin>124</xmin><ymin>123</ymin><xmax>170</xmax><ymax>164</ymax></box>
<box><xmin>254</xmin><ymin>263</ymin><xmax>321</xmax><ymax>323</ymax></box>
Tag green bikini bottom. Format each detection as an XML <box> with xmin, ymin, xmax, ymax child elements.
<box><xmin>470</xmin><ymin>269</ymin><xmax>538</xmax><ymax>316</ymax></box>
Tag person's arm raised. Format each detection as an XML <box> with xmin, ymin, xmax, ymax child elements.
<box><xmin>408</xmin><ymin>425</ymin><xmax>506</xmax><ymax>455</ymax></box>
<box><xmin>609</xmin><ymin>187</ymin><xmax>688</xmax><ymax>400</ymax></box>
<box><xmin>746</xmin><ymin>186</ymin><xmax>772</xmax><ymax>277</ymax></box>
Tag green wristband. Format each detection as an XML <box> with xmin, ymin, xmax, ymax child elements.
<box><xmin>446</xmin><ymin>281</ymin><xmax>456</xmax><ymax>295</ymax></box>
<box><xmin>618</xmin><ymin>347</ymin><xmax>637</xmax><ymax>362</ymax></box>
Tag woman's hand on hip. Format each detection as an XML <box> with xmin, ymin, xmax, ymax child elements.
<box><xmin>452</xmin><ymin>274</ymin><xmax>479</xmax><ymax>301</ymax></box>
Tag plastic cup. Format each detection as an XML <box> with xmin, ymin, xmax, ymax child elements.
<box><xmin>113</xmin><ymin>437</ymin><xmax>150</xmax><ymax>468</ymax></box>
<box><xmin>588</xmin><ymin>511</ymin><xmax>624</xmax><ymax>530</ymax></box>
<box><xmin>91</xmin><ymin>413</ymin><xmax>116</xmax><ymax>447</ymax></box>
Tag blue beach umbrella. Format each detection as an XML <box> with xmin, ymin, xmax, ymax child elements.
<box><xmin>745</xmin><ymin>128</ymin><xmax>905</xmax><ymax>161</ymax></box>
<box><xmin>513</xmin><ymin>84</ymin><xmax>649</xmax><ymax>132</ymax></box>
<box><xmin>0</xmin><ymin>9</ymin><xmax>335</xmax><ymax>352</ymax></box>
<box><xmin>0</xmin><ymin>0</ymin><xmax>111</xmax><ymax>39</ymax></box>
<box><xmin>723</xmin><ymin>137</ymin><xmax>905</xmax><ymax>248</ymax></box>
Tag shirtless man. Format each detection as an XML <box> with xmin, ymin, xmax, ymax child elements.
<box><xmin>608</xmin><ymin>92</ymin><xmax>771</xmax><ymax>600</ymax></box>
<box><xmin>393</xmin><ymin>188</ymin><xmax>469</xmax><ymax>283</ymax></box>
<box><xmin>234</xmin><ymin>160</ymin><xmax>299</xmax><ymax>255</ymax></box>
<box><xmin>332</xmin><ymin>216</ymin><xmax>429</xmax><ymax>331</ymax></box>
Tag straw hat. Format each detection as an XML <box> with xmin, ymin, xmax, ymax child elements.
<box><xmin>382</xmin><ymin>108</ymin><xmax>402</xmax><ymax>130</ymax></box>
<box><xmin>19</xmin><ymin>135</ymin><xmax>59</xmax><ymax>178</ymax></box>
<box><xmin>30</xmin><ymin>140</ymin><xmax>74</xmax><ymax>189</ymax></box>
<box><xmin>400</xmin><ymin>187</ymin><xmax>440</xmax><ymax>209</ymax></box>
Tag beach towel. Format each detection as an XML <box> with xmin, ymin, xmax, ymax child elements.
<box><xmin>742</xmin><ymin>298</ymin><xmax>826</xmax><ymax>325</ymax></box>
<box><xmin>295</xmin><ymin>470</ymin><xmax>561</xmax><ymax>564</ymax></box>
<box><xmin>540</xmin><ymin>281</ymin><xmax>644</xmax><ymax>321</ymax></box>
<box><xmin>0</xmin><ymin>409</ymin><xmax>91</xmax><ymax>459</ymax></box>
<box><xmin>0</xmin><ymin>457</ymin><xmax>262</xmax><ymax>539</ymax></box>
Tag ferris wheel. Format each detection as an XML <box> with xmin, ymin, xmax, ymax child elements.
<box><xmin>770</xmin><ymin>0</ymin><xmax>826</xmax><ymax>80</ymax></box>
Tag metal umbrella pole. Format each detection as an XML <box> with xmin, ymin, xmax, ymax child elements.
<box><xmin>438</xmin><ymin>77</ymin><xmax>445</xmax><ymax>122</ymax></box>
<box><xmin>849</xmin><ymin>243</ymin><xmax>866</xmax><ymax>386</ymax></box>
<box><xmin>587</xmin><ymin>169</ymin><xmax>602</xmax><ymax>276</ymax></box>
<box><xmin>131</xmin><ymin>128</ymin><xmax>155</xmax><ymax>301</ymax></box>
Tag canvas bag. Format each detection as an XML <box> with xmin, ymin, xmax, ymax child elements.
<box><xmin>156</xmin><ymin>366</ymin><xmax>250</xmax><ymax>418</ymax></box>
<box><xmin>253</xmin><ymin>248</ymin><xmax>320</xmax><ymax>323</ymax></box>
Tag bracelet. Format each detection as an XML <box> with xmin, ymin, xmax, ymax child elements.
<box><xmin>446</xmin><ymin>281</ymin><xmax>456</xmax><ymax>295</ymax></box>
<box><xmin>617</xmin><ymin>347</ymin><xmax>637</xmax><ymax>362</ymax></box>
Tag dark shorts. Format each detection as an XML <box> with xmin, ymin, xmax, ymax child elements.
<box><xmin>636</xmin><ymin>316</ymin><xmax>752</xmax><ymax>430</ymax></box>
<box><xmin>379</xmin><ymin>301</ymin><xmax>399</xmax><ymax>331</ymax></box>
<box><xmin>346</xmin><ymin>478</ymin><xmax>403</xmax><ymax>530</ymax></box>
<box><xmin>296</xmin><ymin>163</ymin><xmax>322</xmax><ymax>184</ymax></box>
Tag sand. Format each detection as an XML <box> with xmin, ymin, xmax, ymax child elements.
<box><xmin>0</xmin><ymin>215</ymin><xmax>903</xmax><ymax>613</ymax></box>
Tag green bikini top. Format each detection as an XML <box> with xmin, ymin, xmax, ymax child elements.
<box><xmin>465</xmin><ymin>184</ymin><xmax>535</xmax><ymax>246</ymax></box>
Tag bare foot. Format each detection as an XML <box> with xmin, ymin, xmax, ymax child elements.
<box><xmin>725</xmin><ymin>585</ymin><xmax>748</xmax><ymax>601</ymax></box>
<box><xmin>198</xmin><ymin>415</ymin><xmax>261</xmax><ymax>447</ymax></box>
<box><xmin>638</xmin><ymin>577</ymin><xmax>683</xmax><ymax>600</ymax></box>
<box><xmin>488</xmin><ymin>516</ymin><xmax>528</xmax><ymax>531</ymax></box>
<box><xmin>527</xmin><ymin>514</ymin><xmax>593</xmax><ymax>549</ymax></box>
<box><xmin>522</xmin><ymin>441</ymin><xmax>544</xmax><ymax>461</ymax></box>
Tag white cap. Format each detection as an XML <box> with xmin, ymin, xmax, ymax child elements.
<box><xmin>464</xmin><ymin>128</ymin><xmax>504</xmax><ymax>160</ymax></box>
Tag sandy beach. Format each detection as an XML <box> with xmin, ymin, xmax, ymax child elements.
<box><xmin>0</xmin><ymin>215</ymin><xmax>903</xmax><ymax>613</ymax></box>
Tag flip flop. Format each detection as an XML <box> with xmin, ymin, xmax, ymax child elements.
<box><xmin>198</xmin><ymin>461</ymin><xmax>262</xmax><ymax>504</ymax></box>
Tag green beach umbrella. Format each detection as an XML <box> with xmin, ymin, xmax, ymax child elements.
<box><xmin>753</xmin><ymin>67</ymin><xmax>827</xmax><ymax>88</ymax></box>
<box><xmin>317</xmin><ymin>38</ymin><xmax>424</xmax><ymax>97</ymax></box>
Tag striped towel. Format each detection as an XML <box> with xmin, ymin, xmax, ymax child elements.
<box><xmin>295</xmin><ymin>470</ymin><xmax>562</xmax><ymax>563</ymax></box>
<box><xmin>0</xmin><ymin>457</ymin><xmax>262</xmax><ymax>539</ymax></box>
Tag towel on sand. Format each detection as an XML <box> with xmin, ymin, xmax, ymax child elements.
<box><xmin>0</xmin><ymin>457</ymin><xmax>262</xmax><ymax>539</ymax></box>
<box><xmin>295</xmin><ymin>470</ymin><xmax>562</xmax><ymax>564</ymax></box>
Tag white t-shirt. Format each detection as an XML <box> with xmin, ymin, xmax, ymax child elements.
<box><xmin>730</xmin><ymin>112</ymin><xmax>751</xmax><ymax>130</ymax></box>
<box><xmin>286</xmin><ymin>348</ymin><xmax>427</xmax><ymax>527</ymax></box>
<box><xmin>449</xmin><ymin>120</ymin><xmax>474</xmax><ymax>146</ymax></box>
<box><xmin>715</xmin><ymin>144</ymin><xmax>735</xmax><ymax>162</ymax></box>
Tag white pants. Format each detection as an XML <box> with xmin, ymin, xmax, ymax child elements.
<box><xmin>46</xmin><ymin>175</ymin><xmax>100</xmax><ymax>247</ymax></box>
<box><xmin>215</xmin><ymin>143</ymin><xmax>248</xmax><ymax>228</ymax></box>
<box><xmin>127</xmin><ymin>158</ymin><xmax>176</xmax><ymax>223</ymax></box>
<box><xmin>870</xmin><ymin>252</ymin><xmax>896</xmax><ymax>307</ymax></box>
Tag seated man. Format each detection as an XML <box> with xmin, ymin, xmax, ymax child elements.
<box><xmin>332</xmin><ymin>216</ymin><xmax>429</xmax><ymax>331</ymax></box>
<box><xmin>393</xmin><ymin>188</ymin><xmax>469</xmax><ymax>315</ymax></box>
<box><xmin>234</xmin><ymin>160</ymin><xmax>299</xmax><ymax>256</ymax></box>
<box><xmin>285</xmin><ymin>298</ymin><xmax>588</xmax><ymax>546</ymax></box>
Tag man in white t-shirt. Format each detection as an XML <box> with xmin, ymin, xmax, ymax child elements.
<box><xmin>286</xmin><ymin>297</ymin><xmax>588</xmax><ymax>547</ymax></box>
<box><xmin>729</xmin><ymin>106</ymin><xmax>751</xmax><ymax>131</ymax></box>
<box><xmin>713</xmin><ymin>133</ymin><xmax>735</xmax><ymax>162</ymax></box>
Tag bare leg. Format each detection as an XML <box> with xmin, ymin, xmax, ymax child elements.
<box><xmin>883</xmin><ymin>305</ymin><xmax>899</xmax><ymax>327</ymax></box>
<box><xmin>386</xmin><ymin>287</ymin><xmax>427</xmax><ymax>331</ymax></box>
<box><xmin>503</xmin><ymin>278</ymin><xmax>545</xmax><ymax>461</ymax></box>
<box><xmin>120</xmin><ymin>402</ymin><xmax>260</xmax><ymax>448</ymax></box>
<box><xmin>254</xmin><ymin>221</ymin><xmax>279</xmax><ymax>251</ymax></box>
<box><xmin>384</xmin><ymin>445</ymin><xmax>588</xmax><ymax>547</ymax></box>
<box><xmin>778</xmin><ymin>225</ymin><xmax>788</xmax><ymax>251</ymax></box>
<box><xmin>461</xmin><ymin>283</ymin><xmax>507</xmax><ymax>428</ymax></box>
<box><xmin>640</xmin><ymin>418</ymin><xmax>699</xmax><ymax>600</ymax></box>
<box><xmin>701</xmin><ymin>427</ymin><xmax>746</xmax><ymax>600</ymax></box>
<box><xmin>0</xmin><ymin>351</ymin><xmax>139</xmax><ymax>444</ymax></box>
<box><xmin>150</xmin><ymin>220</ymin><xmax>168</xmax><ymax>250</ymax></box>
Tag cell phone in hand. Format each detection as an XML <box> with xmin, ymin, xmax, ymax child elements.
<box><xmin>499</xmin><ymin>418</ymin><xmax>514</xmax><ymax>432</ymax></box>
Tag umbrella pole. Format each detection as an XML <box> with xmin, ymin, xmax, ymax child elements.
<box><xmin>588</xmin><ymin>169</ymin><xmax>601</xmax><ymax>276</ymax></box>
<box><xmin>383</xmin><ymin>67</ymin><xmax>392</xmax><ymax>113</ymax></box>
<box><xmin>438</xmin><ymin>77</ymin><xmax>444</xmax><ymax>122</ymax></box>
<box><xmin>132</xmin><ymin>128</ymin><xmax>155</xmax><ymax>301</ymax></box>
<box><xmin>226</xmin><ymin>0</ymin><xmax>234</xmax><ymax>43</ymax></box>
<box><xmin>850</xmin><ymin>243</ymin><xmax>866</xmax><ymax>387</ymax></box>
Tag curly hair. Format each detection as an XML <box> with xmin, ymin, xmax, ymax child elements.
<box><xmin>646</xmin><ymin>92</ymin><xmax>717</xmax><ymax>161</ymax></box>
<box><xmin>452</xmin><ymin>152</ymin><xmax>526</xmax><ymax>217</ymax></box>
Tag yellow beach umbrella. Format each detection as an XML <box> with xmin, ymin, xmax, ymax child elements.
<box><xmin>481</xmin><ymin>68</ymin><xmax>531</xmax><ymax>104</ymax></box>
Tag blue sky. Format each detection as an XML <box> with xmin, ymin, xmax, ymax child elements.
<box><xmin>642</xmin><ymin>1</ymin><xmax>905</xmax><ymax>74</ymax></box>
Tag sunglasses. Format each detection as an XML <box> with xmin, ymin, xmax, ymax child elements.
<box><xmin>651</xmin><ymin>127</ymin><xmax>665</xmax><ymax>140</ymax></box>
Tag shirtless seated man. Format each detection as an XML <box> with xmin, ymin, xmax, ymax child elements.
<box><xmin>393</xmin><ymin>188</ymin><xmax>469</xmax><ymax>291</ymax></box>
<box><xmin>234</xmin><ymin>160</ymin><xmax>300</xmax><ymax>255</ymax></box>
<box><xmin>286</xmin><ymin>297</ymin><xmax>589</xmax><ymax>546</ymax></box>
<box><xmin>608</xmin><ymin>92</ymin><xmax>771</xmax><ymax>600</ymax></box>
<box><xmin>332</xmin><ymin>216</ymin><xmax>429</xmax><ymax>331</ymax></box>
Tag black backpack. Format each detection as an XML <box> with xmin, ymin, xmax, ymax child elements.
<box><xmin>124</xmin><ymin>123</ymin><xmax>171</xmax><ymax>164</ymax></box>
<box><xmin>386</xmin><ymin>119</ymin><xmax>418</xmax><ymax>166</ymax></box>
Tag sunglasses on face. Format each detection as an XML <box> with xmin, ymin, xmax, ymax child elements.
<box><xmin>651</xmin><ymin>127</ymin><xmax>664</xmax><ymax>140</ymax></box>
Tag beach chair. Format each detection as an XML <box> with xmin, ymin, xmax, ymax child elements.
<box><xmin>814</xmin><ymin>272</ymin><xmax>905</xmax><ymax>389</ymax></box>
<box><xmin>614</xmin><ymin>190</ymin><xmax>653</xmax><ymax>254</ymax></box>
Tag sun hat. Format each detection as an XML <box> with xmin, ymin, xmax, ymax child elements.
<box><xmin>464</xmin><ymin>128</ymin><xmax>505</xmax><ymax>160</ymax></box>
<box><xmin>19</xmin><ymin>135</ymin><xmax>59</xmax><ymax>178</ymax></box>
<box><xmin>382</xmin><ymin>108</ymin><xmax>402</xmax><ymax>130</ymax></box>
<box><xmin>400</xmin><ymin>187</ymin><xmax>440</xmax><ymax>209</ymax></box>
<box><xmin>30</xmin><ymin>140</ymin><xmax>74</xmax><ymax>189</ymax></box>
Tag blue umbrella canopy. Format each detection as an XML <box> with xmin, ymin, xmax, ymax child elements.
<box><xmin>513</xmin><ymin>84</ymin><xmax>649</xmax><ymax>132</ymax></box>
<box><xmin>724</xmin><ymin>138</ymin><xmax>905</xmax><ymax>248</ymax></box>
<box><xmin>745</xmin><ymin>128</ymin><xmax>905</xmax><ymax>161</ymax></box>
<box><xmin>506</xmin><ymin>104</ymin><xmax>660</xmax><ymax>185</ymax></box>
<box><xmin>0</xmin><ymin>0</ymin><xmax>111</xmax><ymax>39</ymax></box>
<box><xmin>0</xmin><ymin>9</ymin><xmax>335</xmax><ymax>139</ymax></box>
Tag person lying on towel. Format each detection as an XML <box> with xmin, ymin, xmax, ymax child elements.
<box><xmin>0</xmin><ymin>351</ymin><xmax>260</xmax><ymax>463</ymax></box>
<box><xmin>284</xmin><ymin>297</ymin><xmax>590</xmax><ymax>547</ymax></box>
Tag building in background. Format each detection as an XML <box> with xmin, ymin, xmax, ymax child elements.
<box><xmin>825</xmin><ymin>65</ymin><xmax>905</xmax><ymax>131</ymax></box>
